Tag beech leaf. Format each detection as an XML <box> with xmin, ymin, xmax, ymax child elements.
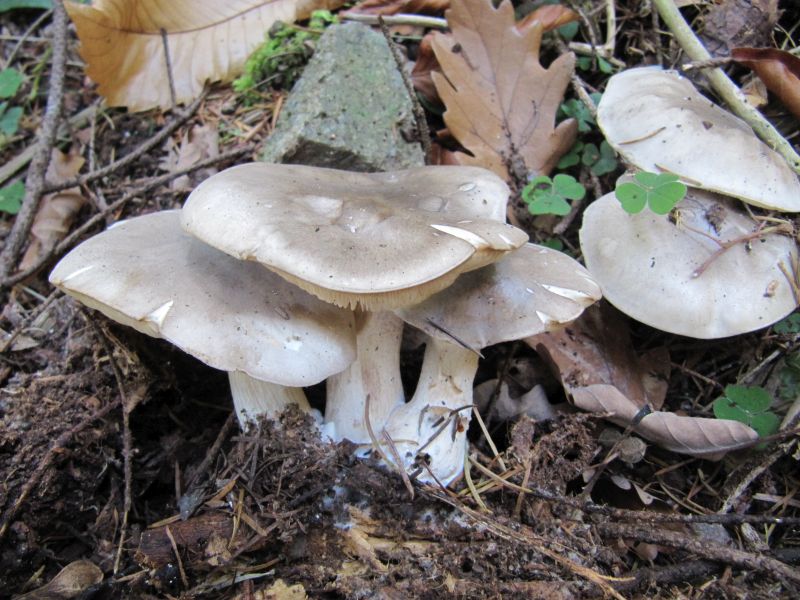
<box><xmin>431</xmin><ymin>0</ymin><xmax>577</xmax><ymax>180</ymax></box>
<box><xmin>573</xmin><ymin>384</ymin><xmax>759</xmax><ymax>458</ymax></box>
<box><xmin>732</xmin><ymin>47</ymin><xmax>800</xmax><ymax>120</ymax></box>
<box><xmin>65</xmin><ymin>0</ymin><xmax>343</xmax><ymax>111</ymax></box>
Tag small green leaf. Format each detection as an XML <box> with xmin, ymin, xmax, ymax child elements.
<box><xmin>0</xmin><ymin>180</ymin><xmax>24</xmax><ymax>214</ymax></box>
<box><xmin>0</xmin><ymin>104</ymin><xmax>22</xmax><ymax>136</ymax></box>
<box><xmin>552</xmin><ymin>174</ymin><xmax>585</xmax><ymax>200</ymax></box>
<box><xmin>591</xmin><ymin>141</ymin><xmax>617</xmax><ymax>176</ymax></box>
<box><xmin>558</xmin><ymin>98</ymin><xmax>595</xmax><ymax>132</ymax></box>
<box><xmin>527</xmin><ymin>190</ymin><xmax>571</xmax><ymax>215</ymax></box>
<box><xmin>713</xmin><ymin>385</ymin><xmax>779</xmax><ymax>438</ymax></box>
<box><xmin>581</xmin><ymin>143</ymin><xmax>599</xmax><ymax>166</ymax></box>
<box><xmin>615</xmin><ymin>171</ymin><xmax>687</xmax><ymax>214</ymax></box>
<box><xmin>615</xmin><ymin>182</ymin><xmax>647</xmax><ymax>213</ymax></box>
<box><xmin>557</xmin><ymin>141</ymin><xmax>582</xmax><ymax>169</ymax></box>
<box><xmin>0</xmin><ymin>68</ymin><xmax>23</xmax><ymax>99</ymax></box>
<box><xmin>557</xmin><ymin>21</ymin><xmax>579</xmax><ymax>41</ymax></box>
<box><xmin>597</xmin><ymin>56</ymin><xmax>614</xmax><ymax>74</ymax></box>
<box><xmin>540</xmin><ymin>238</ymin><xmax>564</xmax><ymax>251</ymax></box>
<box><xmin>773</xmin><ymin>313</ymin><xmax>800</xmax><ymax>335</ymax></box>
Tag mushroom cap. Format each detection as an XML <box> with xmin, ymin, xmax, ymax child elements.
<box><xmin>597</xmin><ymin>67</ymin><xmax>800</xmax><ymax>212</ymax></box>
<box><xmin>181</xmin><ymin>163</ymin><xmax>527</xmax><ymax>310</ymax></box>
<box><xmin>397</xmin><ymin>243</ymin><xmax>602</xmax><ymax>349</ymax></box>
<box><xmin>579</xmin><ymin>189</ymin><xmax>799</xmax><ymax>338</ymax></box>
<box><xmin>49</xmin><ymin>211</ymin><xmax>356</xmax><ymax>386</ymax></box>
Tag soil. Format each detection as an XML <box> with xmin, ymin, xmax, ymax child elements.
<box><xmin>0</xmin><ymin>2</ymin><xmax>799</xmax><ymax>599</ymax></box>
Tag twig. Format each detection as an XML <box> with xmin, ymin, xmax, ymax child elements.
<box><xmin>0</xmin><ymin>397</ymin><xmax>122</xmax><ymax>541</ymax></box>
<box><xmin>652</xmin><ymin>0</ymin><xmax>800</xmax><ymax>173</ymax></box>
<box><xmin>0</xmin><ymin>1</ymin><xmax>68</xmax><ymax>280</ymax></box>
<box><xmin>595</xmin><ymin>521</ymin><xmax>800</xmax><ymax>585</ymax></box>
<box><xmin>377</xmin><ymin>16</ymin><xmax>432</xmax><ymax>162</ymax></box>
<box><xmin>185</xmin><ymin>412</ymin><xmax>237</xmax><ymax>492</ymax></box>
<box><xmin>0</xmin><ymin>146</ymin><xmax>252</xmax><ymax>289</ymax></box>
<box><xmin>342</xmin><ymin>13</ymin><xmax>448</xmax><ymax>30</ymax></box>
<box><xmin>160</xmin><ymin>29</ymin><xmax>177</xmax><ymax>110</ymax></box>
<box><xmin>43</xmin><ymin>90</ymin><xmax>208</xmax><ymax>195</ymax></box>
<box><xmin>165</xmin><ymin>526</ymin><xmax>189</xmax><ymax>588</ymax></box>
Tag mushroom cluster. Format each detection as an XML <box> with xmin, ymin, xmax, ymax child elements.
<box><xmin>582</xmin><ymin>67</ymin><xmax>800</xmax><ymax>338</ymax></box>
<box><xmin>50</xmin><ymin>163</ymin><xmax>601</xmax><ymax>484</ymax></box>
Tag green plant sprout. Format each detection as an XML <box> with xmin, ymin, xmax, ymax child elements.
<box><xmin>713</xmin><ymin>384</ymin><xmax>780</xmax><ymax>439</ymax></box>
<box><xmin>558</xmin><ymin>139</ymin><xmax>617</xmax><ymax>175</ymax></box>
<box><xmin>773</xmin><ymin>313</ymin><xmax>800</xmax><ymax>335</ymax></box>
<box><xmin>233</xmin><ymin>10</ymin><xmax>337</xmax><ymax>101</ymax></box>
<box><xmin>0</xmin><ymin>180</ymin><xmax>24</xmax><ymax>214</ymax></box>
<box><xmin>614</xmin><ymin>171</ymin><xmax>687</xmax><ymax>215</ymax></box>
<box><xmin>558</xmin><ymin>94</ymin><xmax>601</xmax><ymax>133</ymax></box>
<box><xmin>522</xmin><ymin>174</ymin><xmax>585</xmax><ymax>216</ymax></box>
<box><xmin>0</xmin><ymin>67</ymin><xmax>24</xmax><ymax>146</ymax></box>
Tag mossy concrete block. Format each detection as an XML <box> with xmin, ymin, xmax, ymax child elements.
<box><xmin>261</xmin><ymin>22</ymin><xmax>424</xmax><ymax>171</ymax></box>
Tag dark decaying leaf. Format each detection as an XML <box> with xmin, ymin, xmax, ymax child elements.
<box><xmin>431</xmin><ymin>0</ymin><xmax>577</xmax><ymax>181</ymax></box>
<box><xmin>343</xmin><ymin>0</ymin><xmax>449</xmax><ymax>17</ymax></box>
<box><xmin>732</xmin><ymin>47</ymin><xmax>800</xmax><ymax>120</ymax></box>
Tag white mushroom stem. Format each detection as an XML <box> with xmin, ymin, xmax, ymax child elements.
<box><xmin>228</xmin><ymin>371</ymin><xmax>310</xmax><ymax>430</ymax></box>
<box><xmin>325</xmin><ymin>310</ymin><xmax>405</xmax><ymax>443</ymax></box>
<box><xmin>382</xmin><ymin>336</ymin><xmax>477</xmax><ymax>485</ymax></box>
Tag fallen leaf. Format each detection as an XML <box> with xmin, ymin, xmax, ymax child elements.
<box><xmin>159</xmin><ymin>123</ymin><xmax>220</xmax><ymax>190</ymax></box>
<box><xmin>65</xmin><ymin>0</ymin><xmax>344</xmax><ymax>111</ymax></box>
<box><xmin>19</xmin><ymin>148</ymin><xmax>86</xmax><ymax>272</ymax></box>
<box><xmin>343</xmin><ymin>0</ymin><xmax>449</xmax><ymax>17</ymax></box>
<box><xmin>516</xmin><ymin>4</ymin><xmax>579</xmax><ymax>35</ymax></box>
<box><xmin>431</xmin><ymin>0</ymin><xmax>577</xmax><ymax>182</ymax></box>
<box><xmin>410</xmin><ymin>32</ymin><xmax>440</xmax><ymax>106</ymax></box>
<box><xmin>732</xmin><ymin>47</ymin><xmax>800</xmax><ymax>120</ymax></box>
<box><xmin>701</xmin><ymin>0</ymin><xmax>779</xmax><ymax>57</ymax></box>
<box><xmin>528</xmin><ymin>304</ymin><xmax>669</xmax><ymax>411</ymax></box>
<box><xmin>15</xmin><ymin>560</ymin><xmax>102</xmax><ymax>600</ymax></box>
<box><xmin>573</xmin><ymin>384</ymin><xmax>758</xmax><ymax>458</ymax></box>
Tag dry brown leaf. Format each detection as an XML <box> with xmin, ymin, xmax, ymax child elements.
<box><xmin>732</xmin><ymin>47</ymin><xmax>800</xmax><ymax>120</ymax></box>
<box><xmin>411</xmin><ymin>32</ymin><xmax>440</xmax><ymax>106</ymax></box>
<box><xmin>431</xmin><ymin>0</ymin><xmax>577</xmax><ymax>181</ymax></box>
<box><xmin>159</xmin><ymin>124</ymin><xmax>220</xmax><ymax>190</ymax></box>
<box><xmin>15</xmin><ymin>560</ymin><xmax>102</xmax><ymax>600</ymax></box>
<box><xmin>516</xmin><ymin>4</ymin><xmax>579</xmax><ymax>35</ymax></box>
<box><xmin>19</xmin><ymin>148</ymin><xmax>86</xmax><ymax>272</ymax></box>
<box><xmin>573</xmin><ymin>384</ymin><xmax>758</xmax><ymax>458</ymax></box>
<box><xmin>528</xmin><ymin>304</ymin><xmax>669</xmax><ymax>411</ymax></box>
<box><xmin>343</xmin><ymin>0</ymin><xmax>449</xmax><ymax>17</ymax></box>
<box><xmin>66</xmin><ymin>0</ymin><xmax>343</xmax><ymax>111</ymax></box>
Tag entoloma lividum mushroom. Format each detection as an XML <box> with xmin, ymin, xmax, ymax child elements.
<box><xmin>385</xmin><ymin>244</ymin><xmax>602</xmax><ymax>483</ymax></box>
<box><xmin>49</xmin><ymin>211</ymin><xmax>357</xmax><ymax>428</ymax></box>
<box><xmin>181</xmin><ymin>162</ymin><xmax>527</xmax><ymax>443</ymax></box>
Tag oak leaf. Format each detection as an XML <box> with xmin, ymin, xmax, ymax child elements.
<box><xmin>66</xmin><ymin>0</ymin><xmax>343</xmax><ymax>112</ymax></box>
<box><xmin>431</xmin><ymin>0</ymin><xmax>577</xmax><ymax>181</ymax></box>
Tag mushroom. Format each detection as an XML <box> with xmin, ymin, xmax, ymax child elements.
<box><xmin>579</xmin><ymin>188</ymin><xmax>799</xmax><ymax>338</ymax></box>
<box><xmin>384</xmin><ymin>243</ymin><xmax>602</xmax><ymax>484</ymax></box>
<box><xmin>49</xmin><ymin>210</ymin><xmax>356</xmax><ymax>428</ymax></box>
<box><xmin>181</xmin><ymin>163</ymin><xmax>527</xmax><ymax>442</ymax></box>
<box><xmin>596</xmin><ymin>66</ymin><xmax>800</xmax><ymax>212</ymax></box>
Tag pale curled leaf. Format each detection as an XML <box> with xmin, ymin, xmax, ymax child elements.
<box><xmin>432</xmin><ymin>0</ymin><xmax>577</xmax><ymax>180</ymax></box>
<box><xmin>573</xmin><ymin>384</ymin><xmax>758</xmax><ymax>458</ymax></box>
<box><xmin>66</xmin><ymin>0</ymin><xmax>343</xmax><ymax>111</ymax></box>
<box><xmin>16</xmin><ymin>560</ymin><xmax>102</xmax><ymax>600</ymax></box>
<box><xmin>19</xmin><ymin>148</ymin><xmax>86</xmax><ymax>272</ymax></box>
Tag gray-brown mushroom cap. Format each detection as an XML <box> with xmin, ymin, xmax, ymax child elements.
<box><xmin>597</xmin><ymin>67</ymin><xmax>800</xmax><ymax>212</ymax></box>
<box><xmin>397</xmin><ymin>243</ymin><xmax>602</xmax><ymax>347</ymax></box>
<box><xmin>181</xmin><ymin>163</ymin><xmax>528</xmax><ymax>310</ymax></box>
<box><xmin>579</xmin><ymin>189</ymin><xmax>799</xmax><ymax>338</ymax></box>
<box><xmin>49</xmin><ymin>210</ymin><xmax>356</xmax><ymax>386</ymax></box>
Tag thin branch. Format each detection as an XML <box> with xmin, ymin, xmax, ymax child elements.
<box><xmin>0</xmin><ymin>1</ymin><xmax>68</xmax><ymax>280</ymax></box>
<box><xmin>652</xmin><ymin>0</ymin><xmax>800</xmax><ymax>173</ymax></box>
<box><xmin>342</xmin><ymin>13</ymin><xmax>448</xmax><ymax>30</ymax></box>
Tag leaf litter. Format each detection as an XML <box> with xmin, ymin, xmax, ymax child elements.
<box><xmin>1</xmin><ymin>0</ymin><xmax>799</xmax><ymax>597</ymax></box>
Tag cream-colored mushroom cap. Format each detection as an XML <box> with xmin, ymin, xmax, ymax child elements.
<box><xmin>579</xmin><ymin>189</ymin><xmax>799</xmax><ymax>338</ymax></box>
<box><xmin>597</xmin><ymin>67</ymin><xmax>800</xmax><ymax>212</ymax></box>
<box><xmin>49</xmin><ymin>211</ymin><xmax>356</xmax><ymax>386</ymax></box>
<box><xmin>397</xmin><ymin>243</ymin><xmax>602</xmax><ymax>348</ymax></box>
<box><xmin>181</xmin><ymin>163</ymin><xmax>527</xmax><ymax>310</ymax></box>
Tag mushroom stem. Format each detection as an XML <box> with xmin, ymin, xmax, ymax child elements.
<box><xmin>382</xmin><ymin>336</ymin><xmax>477</xmax><ymax>485</ymax></box>
<box><xmin>228</xmin><ymin>371</ymin><xmax>311</xmax><ymax>430</ymax></box>
<box><xmin>325</xmin><ymin>310</ymin><xmax>405</xmax><ymax>443</ymax></box>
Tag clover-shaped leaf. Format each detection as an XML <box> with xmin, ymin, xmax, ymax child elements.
<box><xmin>523</xmin><ymin>174</ymin><xmax>585</xmax><ymax>216</ymax></box>
<box><xmin>559</xmin><ymin>98</ymin><xmax>595</xmax><ymax>133</ymax></box>
<box><xmin>615</xmin><ymin>171</ymin><xmax>687</xmax><ymax>215</ymax></box>
<box><xmin>0</xmin><ymin>180</ymin><xmax>24</xmax><ymax>214</ymax></box>
<box><xmin>0</xmin><ymin>68</ymin><xmax>23</xmax><ymax>99</ymax></box>
<box><xmin>713</xmin><ymin>385</ymin><xmax>780</xmax><ymax>439</ymax></box>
